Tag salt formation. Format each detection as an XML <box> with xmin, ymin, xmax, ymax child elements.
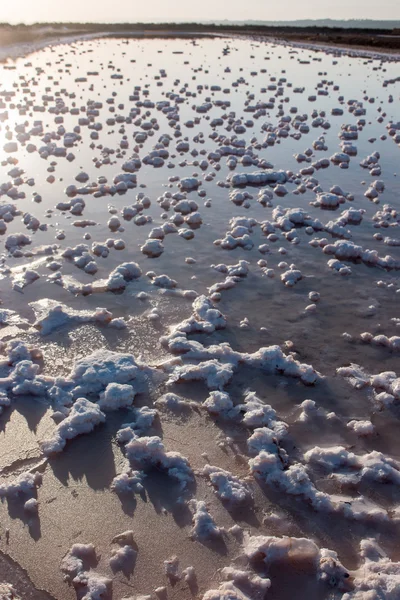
<box><xmin>202</xmin><ymin>465</ymin><xmax>252</xmax><ymax>506</ymax></box>
<box><xmin>41</xmin><ymin>398</ymin><xmax>106</xmax><ymax>454</ymax></box>
<box><xmin>189</xmin><ymin>500</ymin><xmax>222</xmax><ymax>539</ymax></box>
<box><xmin>60</xmin><ymin>544</ymin><xmax>111</xmax><ymax>600</ymax></box>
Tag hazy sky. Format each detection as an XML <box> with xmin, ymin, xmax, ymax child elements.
<box><xmin>1</xmin><ymin>0</ymin><xmax>399</xmax><ymax>24</ymax></box>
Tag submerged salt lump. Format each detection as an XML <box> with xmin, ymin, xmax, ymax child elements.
<box><xmin>106</xmin><ymin>262</ymin><xmax>142</xmax><ymax>291</ymax></box>
<box><xmin>41</xmin><ymin>398</ymin><xmax>106</xmax><ymax>455</ymax></box>
<box><xmin>342</xmin><ymin>539</ymin><xmax>400</xmax><ymax>599</ymax></box>
<box><xmin>119</xmin><ymin>434</ymin><xmax>193</xmax><ymax>490</ymax></box>
<box><xmin>189</xmin><ymin>499</ymin><xmax>222</xmax><ymax>540</ymax></box>
<box><xmin>0</xmin><ymin>471</ymin><xmax>42</xmax><ymax>498</ymax></box>
<box><xmin>244</xmin><ymin>535</ymin><xmax>349</xmax><ymax>588</ymax></box>
<box><xmin>149</xmin><ymin>273</ymin><xmax>177</xmax><ymax>289</ymax></box>
<box><xmin>98</xmin><ymin>383</ymin><xmax>135</xmax><ymax>411</ymax></box>
<box><xmin>164</xmin><ymin>555</ymin><xmax>180</xmax><ymax>582</ymax></box>
<box><xmin>30</xmin><ymin>299</ymin><xmax>113</xmax><ymax>335</ymax></box>
<box><xmin>61</xmin><ymin>543</ymin><xmax>111</xmax><ymax>600</ymax></box>
<box><xmin>70</xmin><ymin>350</ymin><xmax>141</xmax><ymax>395</ymax></box>
<box><xmin>202</xmin><ymin>464</ymin><xmax>252</xmax><ymax>506</ymax></box>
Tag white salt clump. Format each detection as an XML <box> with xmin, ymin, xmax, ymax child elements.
<box><xmin>98</xmin><ymin>383</ymin><xmax>135</xmax><ymax>411</ymax></box>
<box><xmin>111</xmin><ymin>468</ymin><xmax>144</xmax><ymax>494</ymax></box>
<box><xmin>281</xmin><ymin>268</ymin><xmax>302</xmax><ymax>287</ymax></box>
<box><xmin>70</xmin><ymin>350</ymin><xmax>140</xmax><ymax>396</ymax></box>
<box><xmin>61</xmin><ymin>543</ymin><xmax>111</xmax><ymax>600</ymax></box>
<box><xmin>202</xmin><ymin>464</ymin><xmax>252</xmax><ymax>506</ymax></box>
<box><xmin>173</xmin><ymin>295</ymin><xmax>226</xmax><ymax>335</ymax></box>
<box><xmin>141</xmin><ymin>239</ymin><xmax>164</xmax><ymax>257</ymax></box>
<box><xmin>203</xmin><ymin>391</ymin><xmax>234</xmax><ymax>416</ymax></box>
<box><xmin>168</xmin><ymin>360</ymin><xmax>234</xmax><ymax>390</ymax></box>
<box><xmin>41</xmin><ymin>398</ymin><xmax>106</xmax><ymax>455</ymax></box>
<box><xmin>116</xmin><ymin>407</ymin><xmax>157</xmax><ymax>438</ymax></box>
<box><xmin>109</xmin><ymin>544</ymin><xmax>137</xmax><ymax>574</ymax></box>
<box><xmin>0</xmin><ymin>471</ymin><xmax>42</xmax><ymax>498</ymax></box>
<box><xmin>106</xmin><ymin>262</ymin><xmax>142</xmax><ymax>291</ymax></box>
<box><xmin>119</xmin><ymin>434</ymin><xmax>193</xmax><ymax>490</ymax></box>
<box><xmin>247</xmin><ymin>426</ymin><xmax>288</xmax><ymax>456</ymax></box>
<box><xmin>189</xmin><ymin>499</ymin><xmax>222</xmax><ymax>539</ymax></box>
<box><xmin>347</xmin><ymin>420</ymin><xmax>375</xmax><ymax>436</ymax></box>
<box><xmin>24</xmin><ymin>498</ymin><xmax>38</xmax><ymax>513</ymax></box>
<box><xmin>150</xmin><ymin>274</ymin><xmax>177</xmax><ymax>289</ymax></box>
<box><xmin>238</xmin><ymin>391</ymin><xmax>280</xmax><ymax>429</ymax></box>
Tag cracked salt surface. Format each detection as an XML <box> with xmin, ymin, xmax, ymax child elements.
<box><xmin>0</xmin><ymin>33</ymin><xmax>399</xmax><ymax>600</ymax></box>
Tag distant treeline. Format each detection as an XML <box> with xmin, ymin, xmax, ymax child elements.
<box><xmin>0</xmin><ymin>22</ymin><xmax>400</xmax><ymax>36</ymax></box>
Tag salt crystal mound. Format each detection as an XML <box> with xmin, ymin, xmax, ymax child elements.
<box><xmin>0</xmin><ymin>471</ymin><xmax>42</xmax><ymax>498</ymax></box>
<box><xmin>163</xmin><ymin>333</ymin><xmax>320</xmax><ymax>387</ymax></box>
<box><xmin>118</xmin><ymin>433</ymin><xmax>193</xmax><ymax>490</ymax></box>
<box><xmin>60</xmin><ymin>543</ymin><xmax>111</xmax><ymax>600</ymax></box>
<box><xmin>230</xmin><ymin>170</ymin><xmax>287</xmax><ymax>187</ymax></box>
<box><xmin>304</xmin><ymin>446</ymin><xmax>400</xmax><ymax>486</ymax></box>
<box><xmin>98</xmin><ymin>383</ymin><xmax>135</xmax><ymax>411</ymax></box>
<box><xmin>170</xmin><ymin>295</ymin><xmax>226</xmax><ymax>335</ymax></box>
<box><xmin>69</xmin><ymin>350</ymin><xmax>142</xmax><ymax>396</ymax></box>
<box><xmin>111</xmin><ymin>467</ymin><xmax>144</xmax><ymax>494</ymax></box>
<box><xmin>189</xmin><ymin>499</ymin><xmax>222</xmax><ymax>540</ymax></box>
<box><xmin>41</xmin><ymin>398</ymin><xmax>106</xmax><ymax>455</ymax></box>
<box><xmin>202</xmin><ymin>465</ymin><xmax>253</xmax><ymax>506</ymax></box>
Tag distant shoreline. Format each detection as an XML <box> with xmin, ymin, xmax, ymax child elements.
<box><xmin>0</xmin><ymin>24</ymin><xmax>400</xmax><ymax>62</ymax></box>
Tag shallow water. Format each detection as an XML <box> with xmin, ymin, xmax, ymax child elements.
<box><xmin>0</xmin><ymin>35</ymin><xmax>399</xmax><ymax>600</ymax></box>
